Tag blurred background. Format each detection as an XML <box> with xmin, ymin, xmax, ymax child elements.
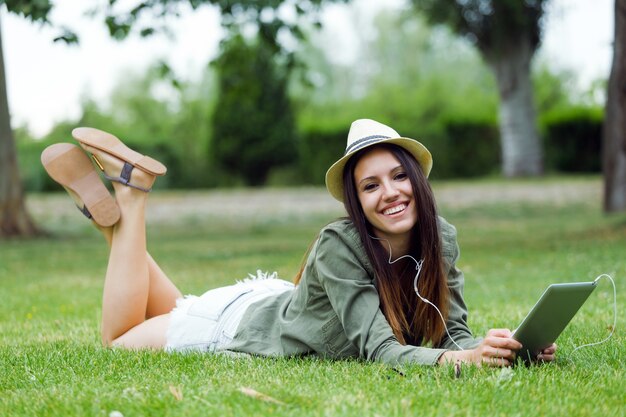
<box><xmin>0</xmin><ymin>0</ymin><xmax>624</xmax><ymax>237</ymax></box>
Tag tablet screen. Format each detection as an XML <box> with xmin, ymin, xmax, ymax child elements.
<box><xmin>512</xmin><ymin>281</ymin><xmax>596</xmax><ymax>363</ymax></box>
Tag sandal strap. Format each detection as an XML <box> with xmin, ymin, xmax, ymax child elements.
<box><xmin>102</xmin><ymin>162</ymin><xmax>152</xmax><ymax>192</ymax></box>
<box><xmin>76</xmin><ymin>204</ymin><xmax>93</xmax><ymax>219</ymax></box>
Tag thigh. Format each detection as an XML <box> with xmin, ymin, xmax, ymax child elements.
<box><xmin>111</xmin><ymin>313</ymin><xmax>170</xmax><ymax>349</ymax></box>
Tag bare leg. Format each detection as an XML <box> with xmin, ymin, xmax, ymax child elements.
<box><xmin>101</xmin><ymin>184</ymin><xmax>151</xmax><ymax>344</ymax></box>
<box><xmin>145</xmin><ymin>253</ymin><xmax>183</xmax><ymax>318</ymax></box>
<box><xmin>97</xmin><ymin>225</ymin><xmax>182</xmax><ymax>318</ymax></box>
<box><xmin>90</xmin><ymin>148</ymin><xmax>176</xmax><ymax>348</ymax></box>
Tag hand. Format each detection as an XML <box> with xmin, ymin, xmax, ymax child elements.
<box><xmin>438</xmin><ymin>328</ymin><xmax>522</xmax><ymax>367</ymax></box>
<box><xmin>535</xmin><ymin>343</ymin><xmax>557</xmax><ymax>362</ymax></box>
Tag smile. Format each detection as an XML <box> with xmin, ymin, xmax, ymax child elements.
<box><xmin>383</xmin><ymin>203</ymin><xmax>407</xmax><ymax>216</ymax></box>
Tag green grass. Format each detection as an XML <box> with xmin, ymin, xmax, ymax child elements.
<box><xmin>1</xmin><ymin>179</ymin><xmax>624</xmax><ymax>417</ymax></box>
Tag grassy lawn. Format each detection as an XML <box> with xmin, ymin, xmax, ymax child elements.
<box><xmin>1</xmin><ymin>177</ymin><xmax>624</xmax><ymax>417</ymax></box>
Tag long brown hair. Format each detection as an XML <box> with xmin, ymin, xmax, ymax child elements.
<box><xmin>342</xmin><ymin>144</ymin><xmax>448</xmax><ymax>346</ymax></box>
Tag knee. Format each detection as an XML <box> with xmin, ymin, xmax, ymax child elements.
<box><xmin>101</xmin><ymin>330</ymin><xmax>118</xmax><ymax>348</ymax></box>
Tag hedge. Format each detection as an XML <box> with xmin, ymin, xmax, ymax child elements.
<box><xmin>541</xmin><ymin>106</ymin><xmax>603</xmax><ymax>173</ymax></box>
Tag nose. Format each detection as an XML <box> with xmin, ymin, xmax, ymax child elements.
<box><xmin>381</xmin><ymin>180</ymin><xmax>400</xmax><ymax>201</ymax></box>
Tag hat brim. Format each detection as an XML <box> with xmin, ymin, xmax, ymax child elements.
<box><xmin>325</xmin><ymin>137</ymin><xmax>433</xmax><ymax>202</ymax></box>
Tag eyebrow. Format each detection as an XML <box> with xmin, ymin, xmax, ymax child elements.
<box><xmin>357</xmin><ymin>164</ymin><xmax>404</xmax><ymax>186</ymax></box>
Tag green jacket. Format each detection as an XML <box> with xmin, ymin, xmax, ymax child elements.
<box><xmin>227</xmin><ymin>218</ymin><xmax>480</xmax><ymax>366</ymax></box>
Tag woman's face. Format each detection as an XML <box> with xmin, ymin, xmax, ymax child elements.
<box><xmin>353</xmin><ymin>147</ymin><xmax>417</xmax><ymax>246</ymax></box>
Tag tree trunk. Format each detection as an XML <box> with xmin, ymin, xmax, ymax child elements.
<box><xmin>0</xmin><ymin>16</ymin><xmax>39</xmax><ymax>237</ymax></box>
<box><xmin>603</xmin><ymin>0</ymin><xmax>626</xmax><ymax>213</ymax></box>
<box><xmin>486</xmin><ymin>37</ymin><xmax>543</xmax><ymax>177</ymax></box>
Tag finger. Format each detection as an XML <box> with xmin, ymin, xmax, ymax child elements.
<box><xmin>490</xmin><ymin>347</ymin><xmax>516</xmax><ymax>361</ymax></box>
<box><xmin>542</xmin><ymin>344</ymin><xmax>557</xmax><ymax>354</ymax></box>
<box><xmin>484</xmin><ymin>355</ymin><xmax>511</xmax><ymax>367</ymax></box>
<box><xmin>487</xmin><ymin>328</ymin><xmax>514</xmax><ymax>338</ymax></box>
<box><xmin>537</xmin><ymin>352</ymin><xmax>556</xmax><ymax>362</ymax></box>
<box><xmin>499</xmin><ymin>357</ymin><xmax>512</xmax><ymax>367</ymax></box>
<box><xmin>484</xmin><ymin>336</ymin><xmax>523</xmax><ymax>351</ymax></box>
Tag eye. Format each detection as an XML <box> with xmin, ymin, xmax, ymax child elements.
<box><xmin>362</xmin><ymin>182</ymin><xmax>378</xmax><ymax>192</ymax></box>
<box><xmin>394</xmin><ymin>171</ymin><xmax>408</xmax><ymax>181</ymax></box>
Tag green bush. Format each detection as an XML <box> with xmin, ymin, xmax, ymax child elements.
<box><xmin>16</xmin><ymin>128</ymin><xmax>58</xmax><ymax>192</ymax></box>
<box><xmin>296</xmin><ymin>116</ymin><xmax>499</xmax><ymax>184</ymax></box>
<box><xmin>541</xmin><ymin>106</ymin><xmax>603</xmax><ymax>173</ymax></box>
<box><xmin>20</xmin><ymin>65</ymin><xmax>218</xmax><ymax>191</ymax></box>
<box><xmin>212</xmin><ymin>33</ymin><xmax>297</xmax><ymax>186</ymax></box>
<box><xmin>298</xmin><ymin>126</ymin><xmax>347</xmax><ymax>185</ymax></box>
<box><xmin>423</xmin><ymin>117</ymin><xmax>499</xmax><ymax>179</ymax></box>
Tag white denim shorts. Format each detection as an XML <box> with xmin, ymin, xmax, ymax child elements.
<box><xmin>165</xmin><ymin>273</ymin><xmax>294</xmax><ymax>353</ymax></box>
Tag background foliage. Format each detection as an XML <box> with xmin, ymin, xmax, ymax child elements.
<box><xmin>15</xmin><ymin>6</ymin><xmax>603</xmax><ymax>190</ymax></box>
<box><xmin>211</xmin><ymin>32</ymin><xmax>297</xmax><ymax>186</ymax></box>
<box><xmin>541</xmin><ymin>106</ymin><xmax>604</xmax><ymax>173</ymax></box>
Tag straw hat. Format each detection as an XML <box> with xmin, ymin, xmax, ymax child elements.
<box><xmin>325</xmin><ymin>119</ymin><xmax>432</xmax><ymax>202</ymax></box>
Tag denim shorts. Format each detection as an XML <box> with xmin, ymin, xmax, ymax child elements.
<box><xmin>165</xmin><ymin>275</ymin><xmax>293</xmax><ymax>353</ymax></box>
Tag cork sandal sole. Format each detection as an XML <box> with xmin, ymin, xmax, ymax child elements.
<box><xmin>41</xmin><ymin>143</ymin><xmax>120</xmax><ymax>227</ymax></box>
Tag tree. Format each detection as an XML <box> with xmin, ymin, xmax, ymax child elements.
<box><xmin>212</xmin><ymin>33</ymin><xmax>296</xmax><ymax>185</ymax></box>
<box><xmin>0</xmin><ymin>0</ymin><xmax>345</xmax><ymax>235</ymax></box>
<box><xmin>0</xmin><ymin>1</ymin><xmax>77</xmax><ymax>237</ymax></box>
<box><xmin>1</xmin><ymin>2</ymin><xmax>51</xmax><ymax>236</ymax></box>
<box><xmin>411</xmin><ymin>0</ymin><xmax>547</xmax><ymax>177</ymax></box>
<box><xmin>0</xmin><ymin>15</ymin><xmax>37</xmax><ymax>236</ymax></box>
<box><xmin>102</xmin><ymin>0</ymin><xmax>345</xmax><ymax>185</ymax></box>
<box><xmin>603</xmin><ymin>0</ymin><xmax>626</xmax><ymax>212</ymax></box>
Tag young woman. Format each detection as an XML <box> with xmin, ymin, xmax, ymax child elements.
<box><xmin>41</xmin><ymin>119</ymin><xmax>556</xmax><ymax>367</ymax></box>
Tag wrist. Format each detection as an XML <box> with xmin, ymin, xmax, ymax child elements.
<box><xmin>438</xmin><ymin>349</ymin><xmax>474</xmax><ymax>365</ymax></box>
<box><xmin>438</xmin><ymin>351</ymin><xmax>455</xmax><ymax>365</ymax></box>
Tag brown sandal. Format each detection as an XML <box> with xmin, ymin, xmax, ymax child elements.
<box><xmin>41</xmin><ymin>143</ymin><xmax>121</xmax><ymax>226</ymax></box>
<box><xmin>72</xmin><ymin>127</ymin><xmax>166</xmax><ymax>192</ymax></box>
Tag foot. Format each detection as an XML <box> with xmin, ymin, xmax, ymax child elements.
<box><xmin>72</xmin><ymin>127</ymin><xmax>166</xmax><ymax>177</ymax></box>
<box><xmin>82</xmin><ymin>144</ymin><xmax>157</xmax><ymax>193</ymax></box>
<box><xmin>41</xmin><ymin>143</ymin><xmax>120</xmax><ymax>227</ymax></box>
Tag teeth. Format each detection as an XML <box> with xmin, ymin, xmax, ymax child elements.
<box><xmin>384</xmin><ymin>204</ymin><xmax>406</xmax><ymax>215</ymax></box>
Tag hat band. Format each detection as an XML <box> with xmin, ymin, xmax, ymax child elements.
<box><xmin>344</xmin><ymin>135</ymin><xmax>391</xmax><ymax>155</ymax></box>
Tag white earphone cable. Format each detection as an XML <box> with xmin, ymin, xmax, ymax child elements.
<box><xmin>569</xmin><ymin>273</ymin><xmax>617</xmax><ymax>356</ymax></box>
<box><xmin>369</xmin><ymin>235</ymin><xmax>465</xmax><ymax>350</ymax></box>
<box><xmin>369</xmin><ymin>237</ymin><xmax>618</xmax><ymax>358</ymax></box>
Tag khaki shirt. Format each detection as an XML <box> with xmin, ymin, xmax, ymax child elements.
<box><xmin>227</xmin><ymin>218</ymin><xmax>479</xmax><ymax>366</ymax></box>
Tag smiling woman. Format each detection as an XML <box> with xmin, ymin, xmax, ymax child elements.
<box><xmin>339</xmin><ymin>139</ymin><xmax>446</xmax><ymax>348</ymax></box>
<box><xmin>39</xmin><ymin>119</ymin><xmax>556</xmax><ymax>368</ymax></box>
<box><xmin>353</xmin><ymin>147</ymin><xmax>418</xmax><ymax>246</ymax></box>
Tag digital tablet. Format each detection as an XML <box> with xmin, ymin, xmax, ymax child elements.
<box><xmin>512</xmin><ymin>281</ymin><xmax>597</xmax><ymax>363</ymax></box>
